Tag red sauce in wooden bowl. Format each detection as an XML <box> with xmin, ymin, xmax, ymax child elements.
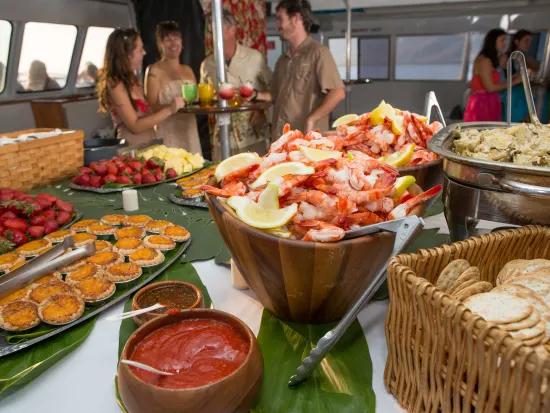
<box><xmin>129</xmin><ymin>319</ymin><xmax>250</xmax><ymax>389</ymax></box>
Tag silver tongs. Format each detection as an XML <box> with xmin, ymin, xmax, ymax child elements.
<box><xmin>289</xmin><ymin>216</ymin><xmax>424</xmax><ymax>386</ymax></box>
<box><xmin>507</xmin><ymin>51</ymin><xmax>540</xmax><ymax>126</ymax></box>
<box><xmin>423</xmin><ymin>91</ymin><xmax>446</xmax><ymax>127</ymax></box>
<box><xmin>0</xmin><ymin>236</ymin><xmax>96</xmax><ymax>300</ymax></box>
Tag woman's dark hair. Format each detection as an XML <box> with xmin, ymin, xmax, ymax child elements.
<box><xmin>276</xmin><ymin>0</ymin><xmax>313</xmax><ymax>33</ymax></box>
<box><xmin>506</xmin><ymin>29</ymin><xmax>532</xmax><ymax>55</ymax></box>
<box><xmin>478</xmin><ymin>28</ymin><xmax>507</xmax><ymax>68</ymax></box>
<box><xmin>96</xmin><ymin>28</ymin><xmax>141</xmax><ymax>113</ymax></box>
<box><xmin>156</xmin><ymin>21</ymin><xmax>182</xmax><ymax>56</ymax></box>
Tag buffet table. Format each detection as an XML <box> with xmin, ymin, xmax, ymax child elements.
<box><xmin>1</xmin><ymin>209</ymin><xmax>510</xmax><ymax>413</ymax></box>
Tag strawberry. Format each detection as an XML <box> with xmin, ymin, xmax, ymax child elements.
<box><xmin>73</xmin><ymin>174</ymin><xmax>92</xmax><ymax>187</ymax></box>
<box><xmin>6</xmin><ymin>229</ymin><xmax>28</xmax><ymax>246</ymax></box>
<box><xmin>12</xmin><ymin>190</ymin><xmax>26</xmax><ymax>200</ymax></box>
<box><xmin>0</xmin><ymin>189</ymin><xmax>14</xmax><ymax>202</ymax></box>
<box><xmin>1</xmin><ymin>211</ymin><xmax>17</xmax><ymax>221</ymax></box>
<box><xmin>90</xmin><ymin>175</ymin><xmax>103</xmax><ymax>188</ymax></box>
<box><xmin>133</xmin><ymin>173</ymin><xmax>143</xmax><ymax>185</ymax></box>
<box><xmin>114</xmin><ymin>159</ymin><xmax>126</xmax><ymax>169</ymax></box>
<box><xmin>0</xmin><ymin>236</ymin><xmax>14</xmax><ymax>254</ymax></box>
<box><xmin>43</xmin><ymin>220</ymin><xmax>59</xmax><ymax>234</ymax></box>
<box><xmin>91</xmin><ymin>163</ymin><xmax>108</xmax><ymax>176</ymax></box>
<box><xmin>119</xmin><ymin>165</ymin><xmax>133</xmax><ymax>175</ymax></box>
<box><xmin>78</xmin><ymin>166</ymin><xmax>94</xmax><ymax>175</ymax></box>
<box><xmin>142</xmin><ymin>174</ymin><xmax>157</xmax><ymax>184</ymax></box>
<box><xmin>146</xmin><ymin>158</ymin><xmax>163</xmax><ymax>170</ymax></box>
<box><xmin>0</xmin><ymin>223</ymin><xmax>5</xmax><ymax>237</ymax></box>
<box><xmin>141</xmin><ymin>168</ymin><xmax>152</xmax><ymax>175</ymax></box>
<box><xmin>41</xmin><ymin>208</ymin><xmax>56</xmax><ymax>221</ymax></box>
<box><xmin>127</xmin><ymin>161</ymin><xmax>143</xmax><ymax>171</ymax></box>
<box><xmin>56</xmin><ymin>211</ymin><xmax>72</xmax><ymax>225</ymax></box>
<box><xmin>27</xmin><ymin>226</ymin><xmax>45</xmax><ymax>239</ymax></box>
<box><xmin>55</xmin><ymin>199</ymin><xmax>74</xmax><ymax>214</ymax></box>
<box><xmin>36</xmin><ymin>193</ymin><xmax>57</xmax><ymax>204</ymax></box>
<box><xmin>107</xmin><ymin>164</ymin><xmax>119</xmax><ymax>176</ymax></box>
<box><xmin>2</xmin><ymin>200</ymin><xmax>37</xmax><ymax>218</ymax></box>
<box><xmin>155</xmin><ymin>171</ymin><xmax>166</xmax><ymax>182</ymax></box>
<box><xmin>4</xmin><ymin>218</ymin><xmax>28</xmax><ymax>232</ymax></box>
<box><xmin>165</xmin><ymin>168</ymin><xmax>178</xmax><ymax>179</ymax></box>
<box><xmin>35</xmin><ymin>197</ymin><xmax>53</xmax><ymax>209</ymax></box>
<box><xmin>102</xmin><ymin>174</ymin><xmax>117</xmax><ymax>185</ymax></box>
<box><xmin>116</xmin><ymin>175</ymin><xmax>133</xmax><ymax>185</ymax></box>
<box><xmin>29</xmin><ymin>215</ymin><xmax>47</xmax><ymax>226</ymax></box>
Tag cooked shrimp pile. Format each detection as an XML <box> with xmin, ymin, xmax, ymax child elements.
<box><xmin>202</xmin><ymin>124</ymin><xmax>442</xmax><ymax>243</ymax></box>
<box><xmin>336</xmin><ymin>111</ymin><xmax>442</xmax><ymax>166</ymax></box>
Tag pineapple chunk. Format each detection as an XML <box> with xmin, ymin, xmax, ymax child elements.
<box><xmin>189</xmin><ymin>154</ymin><xmax>205</xmax><ymax>169</ymax></box>
<box><xmin>164</xmin><ymin>159</ymin><xmax>184</xmax><ymax>175</ymax></box>
<box><xmin>183</xmin><ymin>163</ymin><xmax>193</xmax><ymax>173</ymax></box>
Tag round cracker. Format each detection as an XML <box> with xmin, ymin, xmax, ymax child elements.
<box><xmin>497</xmin><ymin>260</ymin><xmax>527</xmax><ymax>286</ymax></box>
<box><xmin>521</xmin><ymin>331</ymin><xmax>546</xmax><ymax>347</ymax></box>
<box><xmin>516</xmin><ymin>294</ymin><xmax>550</xmax><ymax>341</ymax></box>
<box><xmin>520</xmin><ymin>259</ymin><xmax>550</xmax><ymax>274</ymax></box>
<box><xmin>463</xmin><ymin>292</ymin><xmax>533</xmax><ymax>324</ymax></box>
<box><xmin>492</xmin><ymin>283</ymin><xmax>536</xmax><ymax>297</ymax></box>
<box><xmin>505</xmin><ymin>276</ymin><xmax>550</xmax><ymax>296</ymax></box>
<box><xmin>509</xmin><ymin>319</ymin><xmax>546</xmax><ymax>340</ymax></box>
<box><xmin>448</xmin><ymin>267</ymin><xmax>481</xmax><ymax>295</ymax></box>
<box><xmin>455</xmin><ymin>281</ymin><xmax>494</xmax><ymax>301</ymax></box>
<box><xmin>498</xmin><ymin>308</ymin><xmax>541</xmax><ymax>331</ymax></box>
<box><xmin>450</xmin><ymin>279</ymin><xmax>479</xmax><ymax>297</ymax></box>
<box><xmin>436</xmin><ymin>259</ymin><xmax>471</xmax><ymax>292</ymax></box>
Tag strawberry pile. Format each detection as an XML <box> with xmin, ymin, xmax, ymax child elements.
<box><xmin>0</xmin><ymin>188</ymin><xmax>74</xmax><ymax>252</ymax></box>
<box><xmin>72</xmin><ymin>156</ymin><xmax>178</xmax><ymax>188</ymax></box>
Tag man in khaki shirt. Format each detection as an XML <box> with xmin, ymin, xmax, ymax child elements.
<box><xmin>269</xmin><ymin>0</ymin><xmax>345</xmax><ymax>139</ymax></box>
<box><xmin>200</xmin><ymin>11</ymin><xmax>272</xmax><ymax>160</ymax></box>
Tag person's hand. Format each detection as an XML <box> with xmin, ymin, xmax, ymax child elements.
<box><xmin>250</xmin><ymin>111</ymin><xmax>265</xmax><ymax>126</ymax></box>
<box><xmin>305</xmin><ymin>117</ymin><xmax>315</xmax><ymax>133</ymax></box>
<box><xmin>170</xmin><ymin>97</ymin><xmax>185</xmax><ymax>114</ymax></box>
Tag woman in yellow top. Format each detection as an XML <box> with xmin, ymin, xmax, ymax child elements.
<box><xmin>145</xmin><ymin>21</ymin><xmax>202</xmax><ymax>154</ymax></box>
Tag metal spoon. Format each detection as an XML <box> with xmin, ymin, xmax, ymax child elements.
<box><xmin>106</xmin><ymin>303</ymin><xmax>165</xmax><ymax>322</ymax></box>
<box><xmin>120</xmin><ymin>359</ymin><xmax>174</xmax><ymax>376</ymax></box>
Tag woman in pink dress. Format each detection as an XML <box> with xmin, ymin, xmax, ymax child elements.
<box><xmin>96</xmin><ymin>28</ymin><xmax>184</xmax><ymax>146</ymax></box>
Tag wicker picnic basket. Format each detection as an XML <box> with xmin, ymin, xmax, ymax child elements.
<box><xmin>0</xmin><ymin>128</ymin><xmax>84</xmax><ymax>191</ymax></box>
<box><xmin>385</xmin><ymin>225</ymin><xmax>550</xmax><ymax>413</ymax></box>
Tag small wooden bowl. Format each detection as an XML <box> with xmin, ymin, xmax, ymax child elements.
<box><xmin>205</xmin><ymin>181</ymin><xmax>427</xmax><ymax>324</ymax></box>
<box><xmin>131</xmin><ymin>281</ymin><xmax>204</xmax><ymax>326</ymax></box>
<box><xmin>118</xmin><ymin>309</ymin><xmax>263</xmax><ymax>413</ymax></box>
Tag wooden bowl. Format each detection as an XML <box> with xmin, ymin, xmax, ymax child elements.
<box><xmin>131</xmin><ymin>281</ymin><xmax>204</xmax><ymax>326</ymax></box>
<box><xmin>118</xmin><ymin>309</ymin><xmax>263</xmax><ymax>413</ymax></box>
<box><xmin>204</xmin><ymin>183</ymin><xmax>427</xmax><ymax>324</ymax></box>
<box><xmin>398</xmin><ymin>157</ymin><xmax>443</xmax><ymax>195</ymax></box>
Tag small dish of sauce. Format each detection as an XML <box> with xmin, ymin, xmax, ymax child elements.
<box><xmin>137</xmin><ymin>284</ymin><xmax>200</xmax><ymax>314</ymax></box>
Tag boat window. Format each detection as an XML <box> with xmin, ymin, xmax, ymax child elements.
<box><xmin>18</xmin><ymin>22</ymin><xmax>77</xmax><ymax>92</ymax></box>
<box><xmin>395</xmin><ymin>34</ymin><xmax>467</xmax><ymax>81</ymax></box>
<box><xmin>76</xmin><ymin>26</ymin><xmax>114</xmax><ymax>88</ymax></box>
<box><xmin>0</xmin><ymin>20</ymin><xmax>11</xmax><ymax>93</ymax></box>
<box><xmin>328</xmin><ymin>37</ymin><xmax>358</xmax><ymax>80</ymax></box>
<box><xmin>467</xmin><ymin>32</ymin><xmax>486</xmax><ymax>80</ymax></box>
<box><xmin>267</xmin><ymin>36</ymin><xmax>282</xmax><ymax>71</ymax></box>
<box><xmin>359</xmin><ymin>37</ymin><xmax>389</xmax><ymax>80</ymax></box>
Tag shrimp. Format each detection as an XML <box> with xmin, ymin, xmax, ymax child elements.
<box><xmin>268</xmin><ymin>125</ymin><xmax>303</xmax><ymax>153</ymax></box>
<box><xmin>339</xmin><ymin>211</ymin><xmax>384</xmax><ymax>230</ymax></box>
<box><xmin>387</xmin><ymin>184</ymin><xmax>442</xmax><ymax>220</ymax></box>
<box><xmin>221</xmin><ymin>164</ymin><xmax>260</xmax><ymax>186</ymax></box>
<box><xmin>294</xmin><ymin>220</ymin><xmax>345</xmax><ymax>242</ymax></box>
<box><xmin>201</xmin><ymin>181</ymin><xmax>246</xmax><ymax>198</ymax></box>
<box><xmin>363</xmin><ymin>197</ymin><xmax>394</xmax><ymax>213</ymax></box>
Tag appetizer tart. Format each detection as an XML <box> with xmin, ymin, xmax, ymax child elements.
<box><xmin>70</xmin><ymin>219</ymin><xmax>100</xmax><ymax>232</ymax></box>
<box><xmin>100</xmin><ymin>214</ymin><xmax>127</xmax><ymax>226</ymax></box>
<box><xmin>144</xmin><ymin>220</ymin><xmax>172</xmax><ymax>233</ymax></box>
<box><xmin>160</xmin><ymin>225</ymin><xmax>191</xmax><ymax>242</ymax></box>
<box><xmin>106</xmin><ymin>262</ymin><xmax>142</xmax><ymax>283</ymax></box>
<box><xmin>115</xmin><ymin>226</ymin><xmax>145</xmax><ymax>240</ymax></box>
<box><xmin>87</xmin><ymin>223</ymin><xmax>116</xmax><ymax>236</ymax></box>
<box><xmin>29</xmin><ymin>280</ymin><xmax>74</xmax><ymax>304</ymax></box>
<box><xmin>73</xmin><ymin>232</ymin><xmax>97</xmax><ymax>248</ymax></box>
<box><xmin>124</xmin><ymin>215</ymin><xmax>153</xmax><ymax>227</ymax></box>
<box><xmin>65</xmin><ymin>263</ymin><xmax>102</xmax><ymax>285</ymax></box>
<box><xmin>33</xmin><ymin>272</ymin><xmax>63</xmax><ymax>285</ymax></box>
<box><xmin>87</xmin><ymin>251</ymin><xmax>124</xmax><ymax>268</ymax></box>
<box><xmin>5</xmin><ymin>260</ymin><xmax>26</xmax><ymax>273</ymax></box>
<box><xmin>143</xmin><ymin>235</ymin><xmax>176</xmax><ymax>251</ymax></box>
<box><xmin>113</xmin><ymin>238</ymin><xmax>142</xmax><ymax>256</ymax></box>
<box><xmin>45</xmin><ymin>229</ymin><xmax>75</xmax><ymax>243</ymax></box>
<box><xmin>181</xmin><ymin>187</ymin><xmax>203</xmax><ymax>200</ymax></box>
<box><xmin>0</xmin><ymin>300</ymin><xmax>40</xmax><ymax>331</ymax></box>
<box><xmin>38</xmin><ymin>294</ymin><xmax>85</xmax><ymax>325</ymax></box>
<box><xmin>0</xmin><ymin>286</ymin><xmax>30</xmax><ymax>306</ymax></box>
<box><xmin>16</xmin><ymin>239</ymin><xmax>52</xmax><ymax>257</ymax></box>
<box><xmin>74</xmin><ymin>277</ymin><xmax>115</xmax><ymax>302</ymax></box>
<box><xmin>94</xmin><ymin>240</ymin><xmax>113</xmax><ymax>252</ymax></box>
<box><xmin>0</xmin><ymin>252</ymin><xmax>24</xmax><ymax>272</ymax></box>
<box><xmin>59</xmin><ymin>255</ymin><xmax>87</xmax><ymax>274</ymax></box>
<box><xmin>129</xmin><ymin>248</ymin><xmax>164</xmax><ymax>267</ymax></box>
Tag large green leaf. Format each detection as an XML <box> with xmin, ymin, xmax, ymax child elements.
<box><xmin>0</xmin><ymin>316</ymin><xmax>97</xmax><ymax>401</ymax></box>
<box><xmin>252</xmin><ymin>311</ymin><xmax>375</xmax><ymax>413</ymax></box>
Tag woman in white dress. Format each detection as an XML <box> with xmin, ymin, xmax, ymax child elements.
<box><xmin>145</xmin><ymin>21</ymin><xmax>202</xmax><ymax>154</ymax></box>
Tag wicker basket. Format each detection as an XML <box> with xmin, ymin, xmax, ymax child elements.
<box><xmin>385</xmin><ymin>226</ymin><xmax>550</xmax><ymax>413</ymax></box>
<box><xmin>0</xmin><ymin>128</ymin><xmax>84</xmax><ymax>191</ymax></box>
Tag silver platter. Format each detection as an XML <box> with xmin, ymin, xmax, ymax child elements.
<box><xmin>169</xmin><ymin>192</ymin><xmax>208</xmax><ymax>209</ymax></box>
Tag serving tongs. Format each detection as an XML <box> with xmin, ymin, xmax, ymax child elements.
<box><xmin>288</xmin><ymin>215</ymin><xmax>424</xmax><ymax>386</ymax></box>
<box><xmin>423</xmin><ymin>91</ymin><xmax>446</xmax><ymax>127</ymax></box>
<box><xmin>0</xmin><ymin>236</ymin><xmax>96</xmax><ymax>300</ymax></box>
<box><xmin>507</xmin><ymin>51</ymin><xmax>540</xmax><ymax>127</ymax></box>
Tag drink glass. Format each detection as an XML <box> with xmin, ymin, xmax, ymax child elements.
<box><xmin>198</xmin><ymin>83</ymin><xmax>215</xmax><ymax>107</ymax></box>
<box><xmin>182</xmin><ymin>82</ymin><xmax>198</xmax><ymax>106</ymax></box>
<box><xmin>218</xmin><ymin>82</ymin><xmax>236</xmax><ymax>101</ymax></box>
<box><xmin>239</xmin><ymin>80</ymin><xmax>254</xmax><ymax>100</ymax></box>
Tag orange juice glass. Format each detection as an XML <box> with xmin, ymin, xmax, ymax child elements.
<box><xmin>198</xmin><ymin>83</ymin><xmax>215</xmax><ymax>107</ymax></box>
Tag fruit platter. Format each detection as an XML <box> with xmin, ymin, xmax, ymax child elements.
<box><xmin>0</xmin><ymin>188</ymin><xmax>80</xmax><ymax>255</ymax></box>
<box><xmin>0</xmin><ymin>214</ymin><xmax>192</xmax><ymax>357</ymax></box>
<box><xmin>169</xmin><ymin>164</ymin><xmax>218</xmax><ymax>209</ymax></box>
<box><xmin>69</xmin><ymin>148</ymin><xmax>208</xmax><ymax>193</ymax></box>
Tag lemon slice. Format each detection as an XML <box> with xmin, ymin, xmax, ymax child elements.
<box><xmin>257</xmin><ymin>183</ymin><xmax>279</xmax><ymax>209</ymax></box>
<box><xmin>392</xmin><ymin>176</ymin><xmax>416</xmax><ymax>198</ymax></box>
<box><xmin>369</xmin><ymin>101</ymin><xmax>395</xmax><ymax>126</ymax></box>
<box><xmin>347</xmin><ymin>152</ymin><xmax>354</xmax><ymax>160</ymax></box>
<box><xmin>391</xmin><ymin>115</ymin><xmax>404</xmax><ymax>136</ymax></box>
<box><xmin>227</xmin><ymin>197</ymin><xmax>298</xmax><ymax>229</ymax></box>
<box><xmin>214</xmin><ymin>152</ymin><xmax>262</xmax><ymax>182</ymax></box>
<box><xmin>382</xmin><ymin>144</ymin><xmax>416</xmax><ymax>167</ymax></box>
<box><xmin>249</xmin><ymin>162</ymin><xmax>314</xmax><ymax>190</ymax></box>
<box><xmin>299</xmin><ymin>146</ymin><xmax>342</xmax><ymax>162</ymax></box>
<box><xmin>332</xmin><ymin>114</ymin><xmax>359</xmax><ymax>128</ymax></box>
<box><xmin>264</xmin><ymin>227</ymin><xmax>292</xmax><ymax>238</ymax></box>
<box><xmin>414</xmin><ymin>114</ymin><xmax>429</xmax><ymax>123</ymax></box>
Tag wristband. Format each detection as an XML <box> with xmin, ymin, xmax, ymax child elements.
<box><xmin>252</xmin><ymin>89</ymin><xmax>259</xmax><ymax>101</ymax></box>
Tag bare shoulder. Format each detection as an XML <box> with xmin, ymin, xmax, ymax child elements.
<box><xmin>180</xmin><ymin>64</ymin><xmax>195</xmax><ymax>76</ymax></box>
<box><xmin>147</xmin><ymin>63</ymin><xmax>163</xmax><ymax>78</ymax></box>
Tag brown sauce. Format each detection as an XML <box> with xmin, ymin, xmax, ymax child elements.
<box><xmin>137</xmin><ymin>285</ymin><xmax>198</xmax><ymax>313</ymax></box>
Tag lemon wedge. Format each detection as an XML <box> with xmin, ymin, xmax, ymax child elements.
<box><xmin>299</xmin><ymin>146</ymin><xmax>342</xmax><ymax>162</ymax></box>
<box><xmin>227</xmin><ymin>197</ymin><xmax>298</xmax><ymax>229</ymax></box>
<box><xmin>347</xmin><ymin>152</ymin><xmax>354</xmax><ymax>160</ymax></box>
<box><xmin>264</xmin><ymin>227</ymin><xmax>292</xmax><ymax>238</ymax></box>
<box><xmin>392</xmin><ymin>176</ymin><xmax>416</xmax><ymax>198</ymax></box>
<box><xmin>391</xmin><ymin>115</ymin><xmax>404</xmax><ymax>136</ymax></box>
<box><xmin>414</xmin><ymin>114</ymin><xmax>429</xmax><ymax>123</ymax></box>
<box><xmin>257</xmin><ymin>183</ymin><xmax>279</xmax><ymax>209</ymax></box>
<box><xmin>332</xmin><ymin>114</ymin><xmax>359</xmax><ymax>128</ymax></box>
<box><xmin>369</xmin><ymin>101</ymin><xmax>395</xmax><ymax>126</ymax></box>
<box><xmin>249</xmin><ymin>162</ymin><xmax>314</xmax><ymax>190</ymax></box>
<box><xmin>382</xmin><ymin>144</ymin><xmax>416</xmax><ymax>167</ymax></box>
<box><xmin>214</xmin><ymin>152</ymin><xmax>262</xmax><ymax>182</ymax></box>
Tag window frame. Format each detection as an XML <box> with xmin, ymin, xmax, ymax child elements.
<box><xmin>328</xmin><ymin>36</ymin><xmax>359</xmax><ymax>81</ymax></box>
<box><xmin>75</xmin><ymin>25</ymin><xmax>114</xmax><ymax>90</ymax></box>
<box><xmin>357</xmin><ymin>35</ymin><xmax>391</xmax><ymax>81</ymax></box>
<box><xmin>0</xmin><ymin>19</ymin><xmax>13</xmax><ymax>95</ymax></box>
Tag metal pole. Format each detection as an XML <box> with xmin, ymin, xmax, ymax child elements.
<box><xmin>344</xmin><ymin>0</ymin><xmax>352</xmax><ymax>114</ymax></box>
<box><xmin>212</xmin><ymin>0</ymin><xmax>231</xmax><ymax>160</ymax></box>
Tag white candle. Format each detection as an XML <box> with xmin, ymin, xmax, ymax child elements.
<box><xmin>231</xmin><ymin>259</ymin><xmax>249</xmax><ymax>290</ymax></box>
<box><xmin>122</xmin><ymin>189</ymin><xmax>139</xmax><ymax>211</ymax></box>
